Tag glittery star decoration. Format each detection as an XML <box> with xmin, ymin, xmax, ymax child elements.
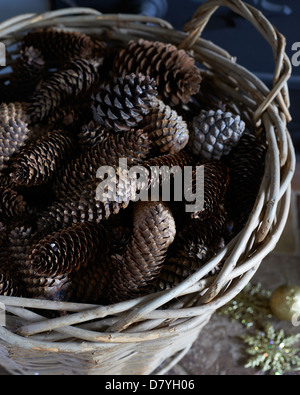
<box><xmin>241</xmin><ymin>323</ymin><xmax>300</xmax><ymax>375</ymax></box>
<box><xmin>218</xmin><ymin>283</ymin><xmax>273</xmax><ymax>328</ymax></box>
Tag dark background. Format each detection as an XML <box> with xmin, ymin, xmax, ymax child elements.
<box><xmin>53</xmin><ymin>0</ymin><xmax>300</xmax><ymax>156</ymax></box>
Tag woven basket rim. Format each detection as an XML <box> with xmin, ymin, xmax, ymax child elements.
<box><xmin>0</xmin><ymin>0</ymin><xmax>296</xmax><ymax>352</ymax></box>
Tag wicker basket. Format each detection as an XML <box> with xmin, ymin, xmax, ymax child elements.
<box><xmin>0</xmin><ymin>0</ymin><xmax>296</xmax><ymax>375</ymax></box>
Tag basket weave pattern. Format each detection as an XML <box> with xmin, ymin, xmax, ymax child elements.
<box><xmin>0</xmin><ymin>0</ymin><xmax>296</xmax><ymax>375</ymax></box>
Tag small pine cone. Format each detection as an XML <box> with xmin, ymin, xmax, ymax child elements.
<box><xmin>185</xmin><ymin>160</ymin><xmax>230</xmax><ymax>220</ymax></box>
<box><xmin>10</xmin><ymin>130</ymin><xmax>78</xmax><ymax>187</ymax></box>
<box><xmin>107</xmin><ymin>201</ymin><xmax>176</xmax><ymax>303</ymax></box>
<box><xmin>22</xmin><ymin>28</ymin><xmax>94</xmax><ymax>62</ymax></box>
<box><xmin>114</xmin><ymin>39</ymin><xmax>202</xmax><ymax>106</ymax></box>
<box><xmin>54</xmin><ymin>129</ymin><xmax>150</xmax><ymax>198</ymax></box>
<box><xmin>0</xmin><ymin>188</ymin><xmax>27</xmax><ymax>221</ymax></box>
<box><xmin>78</xmin><ymin>121</ymin><xmax>110</xmax><ymax>149</ymax></box>
<box><xmin>91</xmin><ymin>73</ymin><xmax>158</xmax><ymax>132</ymax></box>
<box><xmin>0</xmin><ymin>118</ymin><xmax>30</xmax><ymax>172</ymax></box>
<box><xmin>28</xmin><ymin>222</ymin><xmax>108</xmax><ymax>277</ymax></box>
<box><xmin>188</xmin><ymin>109</ymin><xmax>246</xmax><ymax>160</ymax></box>
<box><xmin>38</xmin><ymin>172</ymin><xmax>135</xmax><ymax>233</ymax></box>
<box><xmin>140</xmin><ymin>98</ymin><xmax>189</xmax><ymax>154</ymax></box>
<box><xmin>156</xmin><ymin>209</ymin><xmax>227</xmax><ymax>291</ymax></box>
<box><xmin>29</xmin><ymin>58</ymin><xmax>102</xmax><ymax>122</ymax></box>
<box><xmin>225</xmin><ymin>133</ymin><xmax>267</xmax><ymax>233</ymax></box>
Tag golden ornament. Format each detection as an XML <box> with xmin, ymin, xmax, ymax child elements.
<box><xmin>270</xmin><ymin>284</ymin><xmax>300</xmax><ymax>322</ymax></box>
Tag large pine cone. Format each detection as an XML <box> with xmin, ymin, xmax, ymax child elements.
<box><xmin>28</xmin><ymin>222</ymin><xmax>108</xmax><ymax>277</ymax></box>
<box><xmin>107</xmin><ymin>201</ymin><xmax>176</xmax><ymax>303</ymax></box>
<box><xmin>10</xmin><ymin>130</ymin><xmax>78</xmax><ymax>187</ymax></box>
<box><xmin>140</xmin><ymin>98</ymin><xmax>189</xmax><ymax>154</ymax></box>
<box><xmin>29</xmin><ymin>58</ymin><xmax>103</xmax><ymax>122</ymax></box>
<box><xmin>53</xmin><ymin>129</ymin><xmax>151</xmax><ymax>198</ymax></box>
<box><xmin>22</xmin><ymin>28</ymin><xmax>95</xmax><ymax>62</ymax></box>
<box><xmin>91</xmin><ymin>73</ymin><xmax>157</xmax><ymax>132</ymax></box>
<box><xmin>114</xmin><ymin>39</ymin><xmax>202</xmax><ymax>106</ymax></box>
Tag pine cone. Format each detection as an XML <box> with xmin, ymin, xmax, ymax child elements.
<box><xmin>78</xmin><ymin>121</ymin><xmax>110</xmax><ymax>149</ymax></box>
<box><xmin>140</xmin><ymin>98</ymin><xmax>189</xmax><ymax>154</ymax></box>
<box><xmin>114</xmin><ymin>39</ymin><xmax>202</xmax><ymax>106</ymax></box>
<box><xmin>29</xmin><ymin>58</ymin><xmax>102</xmax><ymax>122</ymax></box>
<box><xmin>28</xmin><ymin>222</ymin><xmax>108</xmax><ymax>277</ymax></box>
<box><xmin>0</xmin><ymin>118</ymin><xmax>30</xmax><ymax>172</ymax></box>
<box><xmin>22</xmin><ymin>28</ymin><xmax>95</xmax><ymax>62</ymax></box>
<box><xmin>10</xmin><ymin>130</ymin><xmax>78</xmax><ymax>187</ymax></box>
<box><xmin>107</xmin><ymin>201</ymin><xmax>176</xmax><ymax>303</ymax></box>
<box><xmin>37</xmin><ymin>170</ymin><xmax>136</xmax><ymax>233</ymax></box>
<box><xmin>188</xmin><ymin>109</ymin><xmax>246</xmax><ymax>160</ymax></box>
<box><xmin>91</xmin><ymin>73</ymin><xmax>157</xmax><ymax>132</ymax></box>
<box><xmin>54</xmin><ymin>129</ymin><xmax>150</xmax><ymax>198</ymax></box>
<box><xmin>185</xmin><ymin>160</ymin><xmax>230</xmax><ymax>220</ymax></box>
<box><xmin>224</xmin><ymin>133</ymin><xmax>267</xmax><ymax>234</ymax></box>
<box><xmin>156</xmin><ymin>209</ymin><xmax>227</xmax><ymax>291</ymax></box>
<box><xmin>0</xmin><ymin>187</ymin><xmax>27</xmax><ymax>221</ymax></box>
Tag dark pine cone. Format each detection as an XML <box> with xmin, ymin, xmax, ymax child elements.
<box><xmin>10</xmin><ymin>130</ymin><xmax>78</xmax><ymax>188</ymax></box>
<box><xmin>0</xmin><ymin>187</ymin><xmax>27</xmax><ymax>221</ymax></box>
<box><xmin>28</xmin><ymin>222</ymin><xmax>108</xmax><ymax>277</ymax></box>
<box><xmin>114</xmin><ymin>39</ymin><xmax>202</xmax><ymax>106</ymax></box>
<box><xmin>224</xmin><ymin>133</ymin><xmax>267</xmax><ymax>235</ymax></box>
<box><xmin>29</xmin><ymin>58</ymin><xmax>103</xmax><ymax>122</ymax></box>
<box><xmin>54</xmin><ymin>129</ymin><xmax>151</xmax><ymax>198</ymax></box>
<box><xmin>0</xmin><ymin>271</ymin><xmax>23</xmax><ymax>297</ymax></box>
<box><xmin>107</xmin><ymin>201</ymin><xmax>176</xmax><ymax>303</ymax></box>
<box><xmin>77</xmin><ymin>121</ymin><xmax>110</xmax><ymax>149</ymax></box>
<box><xmin>156</xmin><ymin>208</ymin><xmax>227</xmax><ymax>291</ymax></box>
<box><xmin>91</xmin><ymin>72</ymin><xmax>158</xmax><ymax>132</ymax></box>
<box><xmin>22</xmin><ymin>28</ymin><xmax>95</xmax><ymax>62</ymax></box>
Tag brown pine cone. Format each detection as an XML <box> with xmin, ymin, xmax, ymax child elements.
<box><xmin>22</xmin><ymin>28</ymin><xmax>95</xmax><ymax>62</ymax></box>
<box><xmin>156</xmin><ymin>209</ymin><xmax>227</xmax><ymax>291</ymax></box>
<box><xmin>0</xmin><ymin>188</ymin><xmax>27</xmax><ymax>221</ymax></box>
<box><xmin>37</xmin><ymin>170</ymin><xmax>136</xmax><ymax>233</ymax></box>
<box><xmin>224</xmin><ymin>133</ymin><xmax>267</xmax><ymax>234</ymax></box>
<box><xmin>0</xmin><ymin>271</ymin><xmax>23</xmax><ymax>297</ymax></box>
<box><xmin>114</xmin><ymin>39</ymin><xmax>202</xmax><ymax>106</ymax></box>
<box><xmin>107</xmin><ymin>201</ymin><xmax>176</xmax><ymax>303</ymax></box>
<box><xmin>29</xmin><ymin>58</ymin><xmax>103</xmax><ymax>122</ymax></box>
<box><xmin>140</xmin><ymin>98</ymin><xmax>189</xmax><ymax>154</ymax></box>
<box><xmin>91</xmin><ymin>73</ymin><xmax>157</xmax><ymax>132</ymax></box>
<box><xmin>28</xmin><ymin>222</ymin><xmax>108</xmax><ymax>277</ymax></box>
<box><xmin>0</xmin><ymin>118</ymin><xmax>30</xmax><ymax>172</ymax></box>
<box><xmin>54</xmin><ymin>129</ymin><xmax>150</xmax><ymax>198</ymax></box>
<box><xmin>10</xmin><ymin>130</ymin><xmax>78</xmax><ymax>188</ymax></box>
<box><xmin>185</xmin><ymin>160</ymin><xmax>230</xmax><ymax>220</ymax></box>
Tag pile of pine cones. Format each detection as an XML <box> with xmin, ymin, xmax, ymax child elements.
<box><xmin>0</xmin><ymin>28</ymin><xmax>267</xmax><ymax>305</ymax></box>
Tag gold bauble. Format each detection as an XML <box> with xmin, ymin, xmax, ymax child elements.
<box><xmin>270</xmin><ymin>284</ymin><xmax>300</xmax><ymax>322</ymax></box>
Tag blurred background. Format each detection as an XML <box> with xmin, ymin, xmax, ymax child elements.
<box><xmin>0</xmin><ymin>0</ymin><xmax>299</xmax><ymax>155</ymax></box>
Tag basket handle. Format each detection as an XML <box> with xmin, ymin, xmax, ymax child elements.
<box><xmin>179</xmin><ymin>0</ymin><xmax>292</xmax><ymax>124</ymax></box>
